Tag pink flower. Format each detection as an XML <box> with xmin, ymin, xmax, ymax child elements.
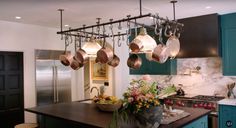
<box><xmin>130</xmin><ymin>87</ymin><xmax>140</xmax><ymax>97</ymax></box>
<box><xmin>128</xmin><ymin>97</ymin><xmax>134</xmax><ymax>103</ymax></box>
<box><xmin>141</xmin><ymin>75</ymin><xmax>152</xmax><ymax>81</ymax></box>
<box><xmin>136</xmin><ymin>95</ymin><xmax>146</xmax><ymax>101</ymax></box>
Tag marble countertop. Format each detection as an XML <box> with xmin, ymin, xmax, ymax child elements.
<box><xmin>218</xmin><ymin>99</ymin><xmax>236</xmax><ymax>106</ymax></box>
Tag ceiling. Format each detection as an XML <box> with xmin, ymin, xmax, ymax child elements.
<box><xmin>1</xmin><ymin>0</ymin><xmax>236</xmax><ymax>30</ymax></box>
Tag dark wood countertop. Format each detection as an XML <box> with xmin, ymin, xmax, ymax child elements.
<box><xmin>159</xmin><ymin>106</ymin><xmax>211</xmax><ymax>128</ymax></box>
<box><xmin>25</xmin><ymin>102</ymin><xmax>211</xmax><ymax>128</ymax></box>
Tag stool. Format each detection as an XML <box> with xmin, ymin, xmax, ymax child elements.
<box><xmin>14</xmin><ymin>123</ymin><xmax>38</xmax><ymax>128</ymax></box>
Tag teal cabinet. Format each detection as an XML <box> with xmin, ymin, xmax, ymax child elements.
<box><xmin>129</xmin><ymin>53</ymin><xmax>177</xmax><ymax>75</ymax></box>
<box><xmin>219</xmin><ymin>105</ymin><xmax>236</xmax><ymax>128</ymax></box>
<box><xmin>183</xmin><ymin>115</ymin><xmax>208</xmax><ymax>128</ymax></box>
<box><xmin>129</xmin><ymin>27</ymin><xmax>177</xmax><ymax>75</ymax></box>
<box><xmin>221</xmin><ymin>13</ymin><xmax>236</xmax><ymax>75</ymax></box>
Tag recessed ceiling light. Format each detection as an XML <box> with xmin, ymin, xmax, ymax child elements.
<box><xmin>15</xmin><ymin>16</ymin><xmax>21</xmax><ymax>20</ymax></box>
<box><xmin>64</xmin><ymin>24</ymin><xmax>69</xmax><ymax>27</ymax></box>
<box><xmin>205</xmin><ymin>6</ymin><xmax>212</xmax><ymax>9</ymax></box>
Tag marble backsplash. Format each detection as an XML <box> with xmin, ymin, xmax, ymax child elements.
<box><xmin>129</xmin><ymin>57</ymin><xmax>236</xmax><ymax>97</ymax></box>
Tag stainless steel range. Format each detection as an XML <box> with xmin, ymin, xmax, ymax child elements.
<box><xmin>164</xmin><ymin>95</ymin><xmax>224</xmax><ymax>111</ymax></box>
<box><xmin>164</xmin><ymin>94</ymin><xmax>225</xmax><ymax>128</ymax></box>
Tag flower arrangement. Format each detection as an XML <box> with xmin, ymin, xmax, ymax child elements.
<box><xmin>109</xmin><ymin>76</ymin><xmax>176</xmax><ymax>128</ymax></box>
<box><xmin>122</xmin><ymin>79</ymin><xmax>160</xmax><ymax>114</ymax></box>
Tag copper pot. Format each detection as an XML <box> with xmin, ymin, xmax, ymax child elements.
<box><xmin>129</xmin><ymin>39</ymin><xmax>143</xmax><ymax>53</ymax></box>
<box><xmin>127</xmin><ymin>54</ymin><xmax>142</xmax><ymax>69</ymax></box>
<box><xmin>70</xmin><ymin>56</ymin><xmax>83</xmax><ymax>70</ymax></box>
<box><xmin>60</xmin><ymin>37</ymin><xmax>73</xmax><ymax>66</ymax></box>
<box><xmin>107</xmin><ymin>28</ymin><xmax>120</xmax><ymax>67</ymax></box>
<box><xmin>96</xmin><ymin>37</ymin><xmax>113</xmax><ymax>64</ymax></box>
<box><xmin>107</xmin><ymin>54</ymin><xmax>120</xmax><ymax>67</ymax></box>
<box><xmin>75</xmin><ymin>48</ymin><xmax>89</xmax><ymax>64</ymax></box>
<box><xmin>59</xmin><ymin>52</ymin><xmax>73</xmax><ymax>66</ymax></box>
<box><xmin>152</xmin><ymin>44</ymin><xmax>169</xmax><ymax>63</ymax></box>
<box><xmin>75</xmin><ymin>36</ymin><xmax>89</xmax><ymax>64</ymax></box>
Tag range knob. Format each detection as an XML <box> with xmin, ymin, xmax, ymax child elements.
<box><xmin>193</xmin><ymin>103</ymin><xmax>198</xmax><ymax>108</ymax></box>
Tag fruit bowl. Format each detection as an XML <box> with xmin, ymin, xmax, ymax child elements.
<box><xmin>95</xmin><ymin>103</ymin><xmax>122</xmax><ymax>112</ymax></box>
<box><xmin>93</xmin><ymin>95</ymin><xmax>122</xmax><ymax>112</ymax></box>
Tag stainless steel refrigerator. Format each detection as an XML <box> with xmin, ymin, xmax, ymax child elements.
<box><xmin>35</xmin><ymin>50</ymin><xmax>71</xmax><ymax>106</ymax></box>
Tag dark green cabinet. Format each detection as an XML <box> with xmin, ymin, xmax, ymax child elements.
<box><xmin>221</xmin><ymin>13</ymin><xmax>236</xmax><ymax>75</ymax></box>
<box><xmin>129</xmin><ymin>53</ymin><xmax>177</xmax><ymax>75</ymax></box>
<box><xmin>129</xmin><ymin>28</ymin><xmax>177</xmax><ymax>75</ymax></box>
<box><xmin>219</xmin><ymin>104</ymin><xmax>236</xmax><ymax>128</ymax></box>
<box><xmin>183</xmin><ymin>115</ymin><xmax>208</xmax><ymax>128</ymax></box>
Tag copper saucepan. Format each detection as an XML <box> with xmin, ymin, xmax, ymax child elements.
<box><xmin>152</xmin><ymin>44</ymin><xmax>169</xmax><ymax>63</ymax></box>
<box><xmin>75</xmin><ymin>36</ymin><xmax>89</xmax><ymax>64</ymax></box>
<box><xmin>129</xmin><ymin>25</ymin><xmax>144</xmax><ymax>53</ymax></box>
<box><xmin>127</xmin><ymin>54</ymin><xmax>142</xmax><ymax>69</ymax></box>
<box><xmin>70</xmin><ymin>56</ymin><xmax>84</xmax><ymax>70</ymax></box>
<box><xmin>152</xmin><ymin>23</ymin><xmax>169</xmax><ymax>63</ymax></box>
<box><xmin>96</xmin><ymin>34</ymin><xmax>114</xmax><ymax>64</ymax></box>
<box><xmin>70</xmin><ymin>36</ymin><xmax>84</xmax><ymax>70</ymax></box>
<box><xmin>107</xmin><ymin>23</ymin><xmax>120</xmax><ymax>67</ymax></box>
<box><xmin>59</xmin><ymin>35</ymin><xmax>73</xmax><ymax>66</ymax></box>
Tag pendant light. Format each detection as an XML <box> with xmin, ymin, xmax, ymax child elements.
<box><xmin>130</xmin><ymin>27</ymin><xmax>157</xmax><ymax>53</ymax></box>
<box><xmin>82</xmin><ymin>36</ymin><xmax>101</xmax><ymax>57</ymax></box>
<box><xmin>82</xmin><ymin>26</ymin><xmax>101</xmax><ymax>57</ymax></box>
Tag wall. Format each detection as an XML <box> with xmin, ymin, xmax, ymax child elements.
<box><xmin>130</xmin><ymin>57</ymin><xmax>236</xmax><ymax>97</ymax></box>
<box><xmin>0</xmin><ymin>20</ymin><xmax>84</xmax><ymax>123</ymax></box>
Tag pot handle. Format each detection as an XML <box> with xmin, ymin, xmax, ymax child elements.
<box><xmin>109</xmin><ymin>19</ymin><xmax>115</xmax><ymax>54</ymax></box>
<box><xmin>117</xmin><ymin>32</ymin><xmax>122</xmax><ymax>47</ymax></box>
<box><xmin>164</xmin><ymin>24</ymin><xmax>172</xmax><ymax>37</ymax></box>
<box><xmin>64</xmin><ymin>31</ymin><xmax>72</xmax><ymax>54</ymax></box>
<box><xmin>126</xmin><ymin>15</ymin><xmax>131</xmax><ymax>46</ymax></box>
<box><xmin>102</xmin><ymin>25</ymin><xmax>106</xmax><ymax>48</ymax></box>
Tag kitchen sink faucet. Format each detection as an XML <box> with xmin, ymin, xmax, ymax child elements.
<box><xmin>90</xmin><ymin>86</ymin><xmax>100</xmax><ymax>97</ymax></box>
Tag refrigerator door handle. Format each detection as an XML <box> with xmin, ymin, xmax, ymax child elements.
<box><xmin>52</xmin><ymin>66</ymin><xmax>56</xmax><ymax>103</ymax></box>
<box><xmin>55</xmin><ymin>66</ymin><xmax>59</xmax><ymax>103</ymax></box>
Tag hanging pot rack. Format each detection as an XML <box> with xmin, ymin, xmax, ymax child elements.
<box><xmin>57</xmin><ymin>0</ymin><xmax>184</xmax><ymax>70</ymax></box>
<box><xmin>57</xmin><ymin>13</ymin><xmax>183</xmax><ymax>38</ymax></box>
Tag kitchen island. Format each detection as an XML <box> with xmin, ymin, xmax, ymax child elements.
<box><xmin>25</xmin><ymin>102</ymin><xmax>211</xmax><ymax>128</ymax></box>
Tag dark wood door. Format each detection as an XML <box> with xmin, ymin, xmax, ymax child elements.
<box><xmin>0</xmin><ymin>51</ymin><xmax>24</xmax><ymax>128</ymax></box>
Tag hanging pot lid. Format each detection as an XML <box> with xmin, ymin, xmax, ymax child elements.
<box><xmin>130</xmin><ymin>27</ymin><xmax>156</xmax><ymax>53</ymax></box>
<box><xmin>82</xmin><ymin>36</ymin><xmax>102</xmax><ymax>57</ymax></box>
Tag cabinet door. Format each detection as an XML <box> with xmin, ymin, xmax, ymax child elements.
<box><xmin>222</xmin><ymin>28</ymin><xmax>236</xmax><ymax>75</ymax></box>
<box><xmin>183</xmin><ymin>115</ymin><xmax>208</xmax><ymax>128</ymax></box>
<box><xmin>221</xmin><ymin>13</ymin><xmax>236</xmax><ymax>75</ymax></box>
<box><xmin>219</xmin><ymin>105</ymin><xmax>236</xmax><ymax>128</ymax></box>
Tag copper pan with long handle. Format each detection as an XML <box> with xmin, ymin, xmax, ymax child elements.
<box><xmin>70</xmin><ymin>36</ymin><xmax>84</xmax><ymax>70</ymax></box>
<box><xmin>107</xmin><ymin>20</ymin><xmax>120</xmax><ymax>67</ymax></box>
<box><xmin>96</xmin><ymin>26</ymin><xmax>114</xmax><ymax>64</ymax></box>
<box><xmin>75</xmin><ymin>36</ymin><xmax>89</xmax><ymax>64</ymax></box>
<box><xmin>152</xmin><ymin>20</ymin><xmax>169</xmax><ymax>63</ymax></box>
<box><xmin>59</xmin><ymin>34</ymin><xmax>73</xmax><ymax>66</ymax></box>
